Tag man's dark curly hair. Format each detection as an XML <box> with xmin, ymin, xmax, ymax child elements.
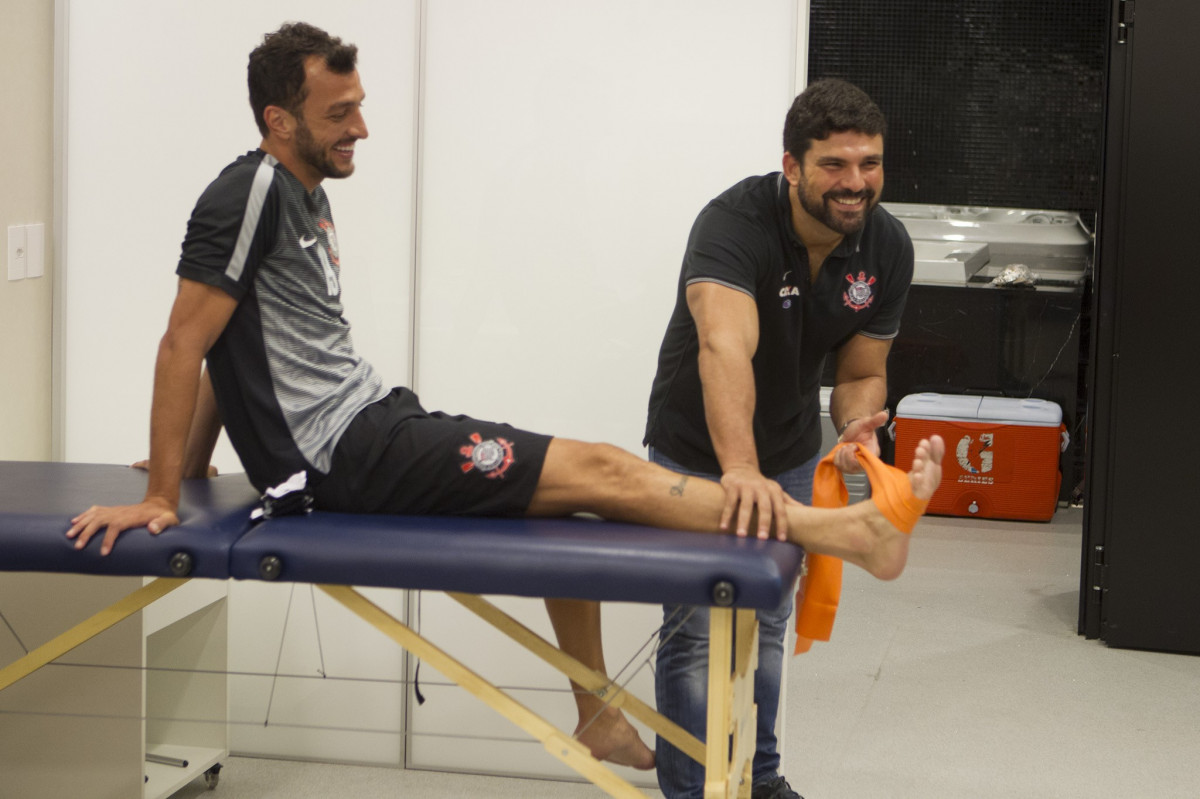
<box><xmin>248</xmin><ymin>22</ymin><xmax>358</xmax><ymax>137</ymax></box>
<box><xmin>782</xmin><ymin>78</ymin><xmax>886</xmax><ymax>162</ymax></box>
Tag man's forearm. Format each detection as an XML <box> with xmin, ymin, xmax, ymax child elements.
<box><xmin>145</xmin><ymin>336</ymin><xmax>206</xmax><ymax>508</ymax></box>
<box><xmin>697</xmin><ymin>346</ymin><xmax>761</xmax><ymax>472</ymax></box>
<box><xmin>830</xmin><ymin>375</ymin><xmax>888</xmax><ymax>433</ymax></box>
<box><xmin>181</xmin><ymin>368</ymin><xmax>223</xmax><ymax>479</ymax></box>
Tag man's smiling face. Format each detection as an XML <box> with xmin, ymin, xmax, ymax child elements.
<box><xmin>793</xmin><ymin>130</ymin><xmax>884</xmax><ymax>235</ymax></box>
<box><xmin>291</xmin><ymin>55</ymin><xmax>369</xmax><ymax>185</ymax></box>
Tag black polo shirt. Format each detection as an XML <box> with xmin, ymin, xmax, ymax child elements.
<box><xmin>644</xmin><ymin>172</ymin><xmax>913</xmax><ymax>476</ymax></box>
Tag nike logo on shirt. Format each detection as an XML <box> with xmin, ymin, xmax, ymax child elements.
<box><xmin>299</xmin><ymin>235</ymin><xmax>318</xmax><ymax>248</ymax></box>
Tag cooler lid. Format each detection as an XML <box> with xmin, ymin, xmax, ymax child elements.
<box><xmin>896</xmin><ymin>392</ymin><xmax>982</xmax><ymax>420</ymax></box>
<box><xmin>977</xmin><ymin>396</ymin><xmax>1062</xmax><ymax>425</ymax></box>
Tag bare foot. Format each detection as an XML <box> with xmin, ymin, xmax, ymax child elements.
<box><xmin>574</xmin><ymin>708</ymin><xmax>655</xmax><ymax>770</ymax></box>
<box><xmin>851</xmin><ymin>435</ymin><xmax>945</xmax><ymax>580</ymax></box>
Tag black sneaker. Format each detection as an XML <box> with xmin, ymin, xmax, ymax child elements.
<box><xmin>751</xmin><ymin>776</ymin><xmax>804</xmax><ymax>799</ymax></box>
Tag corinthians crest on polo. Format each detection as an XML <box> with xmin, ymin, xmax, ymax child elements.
<box><xmin>842</xmin><ymin>270</ymin><xmax>877</xmax><ymax>311</ymax></box>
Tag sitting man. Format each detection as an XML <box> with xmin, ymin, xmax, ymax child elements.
<box><xmin>68</xmin><ymin>22</ymin><xmax>944</xmax><ymax>772</ymax></box>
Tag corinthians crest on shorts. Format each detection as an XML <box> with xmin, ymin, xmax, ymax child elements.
<box><xmin>843</xmin><ymin>270</ymin><xmax>877</xmax><ymax>311</ymax></box>
<box><xmin>460</xmin><ymin>432</ymin><xmax>516</xmax><ymax>479</ymax></box>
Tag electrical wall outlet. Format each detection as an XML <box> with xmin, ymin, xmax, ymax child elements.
<box><xmin>7</xmin><ymin>225</ymin><xmax>27</xmax><ymax>281</ymax></box>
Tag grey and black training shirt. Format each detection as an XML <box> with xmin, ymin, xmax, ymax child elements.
<box><xmin>176</xmin><ymin>149</ymin><xmax>387</xmax><ymax>492</ymax></box>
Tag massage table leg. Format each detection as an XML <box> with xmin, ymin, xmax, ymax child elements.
<box><xmin>452</xmin><ymin>593</ymin><xmax>757</xmax><ymax>794</ymax></box>
<box><xmin>0</xmin><ymin>577</ymin><xmax>188</xmax><ymax>693</ymax></box>
<box><xmin>319</xmin><ymin>584</ymin><xmax>647</xmax><ymax>798</ymax></box>
<box><xmin>337</xmin><ymin>587</ymin><xmax>759</xmax><ymax>798</ymax></box>
<box><xmin>448</xmin><ymin>591</ymin><xmax>706</xmax><ymax>765</ymax></box>
<box><xmin>705</xmin><ymin>607</ymin><xmax>758</xmax><ymax>799</ymax></box>
<box><xmin>732</xmin><ymin>608</ymin><xmax>758</xmax><ymax>798</ymax></box>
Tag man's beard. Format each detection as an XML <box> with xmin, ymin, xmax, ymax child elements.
<box><xmin>295</xmin><ymin>118</ymin><xmax>353</xmax><ymax>180</ymax></box>
<box><xmin>799</xmin><ymin>184</ymin><xmax>877</xmax><ymax>235</ymax></box>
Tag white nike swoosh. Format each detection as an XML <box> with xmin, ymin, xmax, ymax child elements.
<box><xmin>299</xmin><ymin>235</ymin><xmax>318</xmax><ymax>248</ymax></box>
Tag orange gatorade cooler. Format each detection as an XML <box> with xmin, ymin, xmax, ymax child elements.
<box><xmin>892</xmin><ymin>393</ymin><xmax>1068</xmax><ymax>521</ymax></box>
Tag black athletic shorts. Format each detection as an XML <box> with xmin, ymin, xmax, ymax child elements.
<box><xmin>312</xmin><ymin>387</ymin><xmax>553</xmax><ymax>517</ymax></box>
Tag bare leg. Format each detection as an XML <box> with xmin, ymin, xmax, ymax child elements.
<box><xmin>526</xmin><ymin>435</ymin><xmax>945</xmax><ymax>580</ymax></box>
<box><xmin>544</xmin><ymin>598</ymin><xmax>655</xmax><ymax>770</ymax></box>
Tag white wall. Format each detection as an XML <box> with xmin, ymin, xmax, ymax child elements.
<box><xmin>416</xmin><ymin>0</ymin><xmax>796</xmax><ymax>453</ymax></box>
<box><xmin>0</xmin><ymin>0</ymin><xmax>54</xmax><ymax>461</ymax></box>
<box><xmin>58</xmin><ymin>0</ymin><xmax>805</xmax><ymax>780</ymax></box>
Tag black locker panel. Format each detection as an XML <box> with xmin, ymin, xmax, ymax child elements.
<box><xmin>807</xmin><ymin>0</ymin><xmax>1107</xmax><ymax>217</ymax></box>
<box><xmin>1087</xmin><ymin>0</ymin><xmax>1200</xmax><ymax>653</ymax></box>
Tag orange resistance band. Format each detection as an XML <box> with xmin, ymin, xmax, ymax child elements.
<box><xmin>793</xmin><ymin>442</ymin><xmax>927</xmax><ymax>654</ymax></box>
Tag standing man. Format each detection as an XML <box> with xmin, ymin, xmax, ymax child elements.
<box><xmin>644</xmin><ymin>79</ymin><xmax>914</xmax><ymax>799</ymax></box>
<box><xmin>67</xmin><ymin>29</ymin><xmax>941</xmax><ymax>780</ymax></box>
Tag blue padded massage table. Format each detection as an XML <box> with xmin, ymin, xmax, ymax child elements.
<box><xmin>0</xmin><ymin>461</ymin><xmax>805</xmax><ymax>799</ymax></box>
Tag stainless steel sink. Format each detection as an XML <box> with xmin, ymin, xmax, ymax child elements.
<box><xmin>883</xmin><ymin>202</ymin><xmax>1091</xmax><ymax>258</ymax></box>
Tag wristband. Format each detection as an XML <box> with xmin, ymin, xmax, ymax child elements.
<box><xmin>837</xmin><ymin>418</ymin><xmax>859</xmax><ymax>437</ymax></box>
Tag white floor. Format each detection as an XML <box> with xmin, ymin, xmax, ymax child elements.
<box><xmin>172</xmin><ymin>509</ymin><xmax>1200</xmax><ymax>798</ymax></box>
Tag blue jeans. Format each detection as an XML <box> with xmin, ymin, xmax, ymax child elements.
<box><xmin>650</xmin><ymin>448</ymin><xmax>817</xmax><ymax>799</ymax></box>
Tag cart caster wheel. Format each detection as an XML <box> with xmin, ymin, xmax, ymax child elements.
<box><xmin>204</xmin><ymin>763</ymin><xmax>222</xmax><ymax>790</ymax></box>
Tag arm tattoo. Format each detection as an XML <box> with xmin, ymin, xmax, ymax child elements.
<box><xmin>669</xmin><ymin>475</ymin><xmax>688</xmax><ymax>497</ymax></box>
